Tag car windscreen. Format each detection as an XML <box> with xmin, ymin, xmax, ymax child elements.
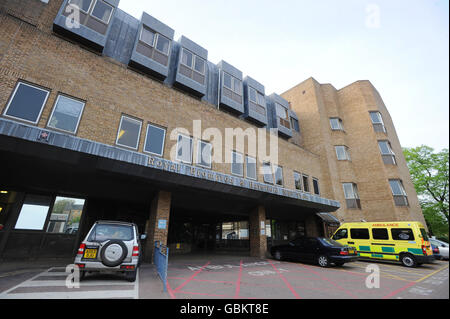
<box><xmin>88</xmin><ymin>224</ymin><xmax>134</xmax><ymax>242</ymax></box>
<box><xmin>319</xmin><ymin>238</ymin><xmax>345</xmax><ymax>247</ymax></box>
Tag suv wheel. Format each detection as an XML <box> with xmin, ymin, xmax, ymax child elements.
<box><xmin>100</xmin><ymin>240</ymin><xmax>128</xmax><ymax>267</ymax></box>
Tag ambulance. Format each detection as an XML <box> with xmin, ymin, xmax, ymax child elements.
<box><xmin>332</xmin><ymin>221</ymin><xmax>434</xmax><ymax>267</ymax></box>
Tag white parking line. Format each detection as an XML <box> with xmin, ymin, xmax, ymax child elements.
<box><xmin>0</xmin><ymin>268</ymin><xmax>139</xmax><ymax>299</ymax></box>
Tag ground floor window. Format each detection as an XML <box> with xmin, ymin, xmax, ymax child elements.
<box><xmin>268</xmin><ymin>220</ymin><xmax>306</xmax><ymax>245</ymax></box>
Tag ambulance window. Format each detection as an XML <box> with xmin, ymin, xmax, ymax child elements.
<box><xmin>350</xmin><ymin>228</ymin><xmax>370</xmax><ymax>239</ymax></box>
<box><xmin>372</xmin><ymin>228</ymin><xmax>389</xmax><ymax>240</ymax></box>
<box><xmin>333</xmin><ymin>228</ymin><xmax>348</xmax><ymax>240</ymax></box>
<box><xmin>420</xmin><ymin>228</ymin><xmax>429</xmax><ymax>241</ymax></box>
<box><xmin>391</xmin><ymin>228</ymin><xmax>415</xmax><ymax>241</ymax></box>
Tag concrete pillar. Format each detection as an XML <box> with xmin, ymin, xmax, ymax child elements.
<box><xmin>143</xmin><ymin>191</ymin><xmax>172</xmax><ymax>263</ymax></box>
<box><xmin>305</xmin><ymin>214</ymin><xmax>320</xmax><ymax>237</ymax></box>
<box><xmin>249</xmin><ymin>205</ymin><xmax>267</xmax><ymax>258</ymax></box>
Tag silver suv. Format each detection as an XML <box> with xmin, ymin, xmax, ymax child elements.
<box><xmin>74</xmin><ymin>221</ymin><xmax>145</xmax><ymax>282</ymax></box>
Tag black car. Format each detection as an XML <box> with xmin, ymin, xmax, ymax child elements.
<box><xmin>270</xmin><ymin>237</ymin><xmax>359</xmax><ymax>267</ymax></box>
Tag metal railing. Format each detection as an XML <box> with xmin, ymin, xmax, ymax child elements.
<box><xmin>154</xmin><ymin>241</ymin><xmax>169</xmax><ymax>292</ymax></box>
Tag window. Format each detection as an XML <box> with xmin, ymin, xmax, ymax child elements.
<box><xmin>181</xmin><ymin>49</ymin><xmax>193</xmax><ymax>67</ymax></box>
<box><xmin>46</xmin><ymin>197</ymin><xmax>85</xmax><ymax>234</ymax></box>
<box><xmin>343</xmin><ymin>183</ymin><xmax>361</xmax><ymax>209</ymax></box>
<box><xmin>249</xmin><ymin>87</ymin><xmax>265</xmax><ymax>106</ymax></box>
<box><xmin>335</xmin><ymin>146</ymin><xmax>351</xmax><ymax>161</ymax></box>
<box><xmin>333</xmin><ymin>229</ymin><xmax>348</xmax><ymax>240</ymax></box>
<box><xmin>140</xmin><ymin>27</ymin><xmax>156</xmax><ymax>47</ymax></box>
<box><xmin>330</xmin><ymin>117</ymin><xmax>344</xmax><ymax>131</ymax></box>
<box><xmin>313</xmin><ymin>178</ymin><xmax>320</xmax><ymax>195</ymax></box>
<box><xmin>246</xmin><ymin>156</ymin><xmax>257</xmax><ymax>180</ymax></box>
<box><xmin>144</xmin><ymin>123</ymin><xmax>166</xmax><ymax>156</ymax></box>
<box><xmin>223</xmin><ymin>73</ymin><xmax>242</xmax><ymax>95</ymax></box>
<box><xmin>389</xmin><ymin>179</ymin><xmax>409</xmax><ymax>206</ymax></box>
<box><xmin>115</xmin><ymin>115</ymin><xmax>142</xmax><ymax>150</ymax></box>
<box><xmin>275</xmin><ymin>103</ymin><xmax>288</xmax><ymax>119</ymax></box>
<box><xmin>294</xmin><ymin>172</ymin><xmax>302</xmax><ymax>191</ymax></box>
<box><xmin>176</xmin><ymin>134</ymin><xmax>193</xmax><ymax>164</ymax></box>
<box><xmin>194</xmin><ymin>56</ymin><xmax>206</xmax><ymax>74</ymax></box>
<box><xmin>88</xmin><ymin>223</ymin><xmax>134</xmax><ymax>242</ymax></box>
<box><xmin>262</xmin><ymin>162</ymin><xmax>273</xmax><ymax>184</ymax></box>
<box><xmin>68</xmin><ymin>0</ymin><xmax>93</xmax><ymax>13</ymax></box>
<box><xmin>155</xmin><ymin>34</ymin><xmax>170</xmax><ymax>55</ymax></box>
<box><xmin>231</xmin><ymin>151</ymin><xmax>243</xmax><ymax>176</ymax></box>
<box><xmin>372</xmin><ymin>228</ymin><xmax>389</xmax><ymax>240</ymax></box>
<box><xmin>302</xmin><ymin>175</ymin><xmax>310</xmax><ymax>192</ymax></box>
<box><xmin>197</xmin><ymin>141</ymin><xmax>212</xmax><ymax>169</ymax></box>
<box><xmin>350</xmin><ymin>228</ymin><xmax>370</xmax><ymax>240</ymax></box>
<box><xmin>369</xmin><ymin>111</ymin><xmax>386</xmax><ymax>133</ymax></box>
<box><xmin>181</xmin><ymin>49</ymin><xmax>205</xmax><ymax>74</ymax></box>
<box><xmin>47</xmin><ymin>95</ymin><xmax>85</xmax><ymax>134</ymax></box>
<box><xmin>274</xmin><ymin>165</ymin><xmax>283</xmax><ymax>186</ymax></box>
<box><xmin>378</xmin><ymin>141</ymin><xmax>397</xmax><ymax>165</ymax></box>
<box><xmin>391</xmin><ymin>228</ymin><xmax>415</xmax><ymax>241</ymax></box>
<box><xmin>14</xmin><ymin>195</ymin><xmax>52</xmax><ymax>230</ymax></box>
<box><xmin>4</xmin><ymin>82</ymin><xmax>50</xmax><ymax>124</ymax></box>
<box><xmin>291</xmin><ymin>117</ymin><xmax>300</xmax><ymax>133</ymax></box>
<box><xmin>90</xmin><ymin>0</ymin><xmax>113</xmax><ymax>24</ymax></box>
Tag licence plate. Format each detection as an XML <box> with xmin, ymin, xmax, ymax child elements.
<box><xmin>84</xmin><ymin>249</ymin><xmax>98</xmax><ymax>259</ymax></box>
<box><xmin>349</xmin><ymin>250</ymin><xmax>355</xmax><ymax>254</ymax></box>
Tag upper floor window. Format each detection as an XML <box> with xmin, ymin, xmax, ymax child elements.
<box><xmin>3</xmin><ymin>82</ymin><xmax>50</xmax><ymax>124</ymax></box>
<box><xmin>273</xmin><ymin>165</ymin><xmax>284</xmax><ymax>186</ymax></box>
<box><xmin>262</xmin><ymin>162</ymin><xmax>273</xmax><ymax>184</ymax></box>
<box><xmin>294</xmin><ymin>172</ymin><xmax>302</xmax><ymax>191</ymax></box>
<box><xmin>69</xmin><ymin>0</ymin><xmax>113</xmax><ymax>25</ymax></box>
<box><xmin>197</xmin><ymin>140</ymin><xmax>212</xmax><ymax>169</ymax></box>
<box><xmin>116</xmin><ymin>115</ymin><xmax>142</xmax><ymax>150</ymax></box>
<box><xmin>248</xmin><ymin>87</ymin><xmax>266</xmax><ymax>115</ymax></box>
<box><xmin>369</xmin><ymin>111</ymin><xmax>386</xmax><ymax>133</ymax></box>
<box><xmin>302</xmin><ymin>174</ymin><xmax>310</xmax><ymax>193</ymax></box>
<box><xmin>335</xmin><ymin>146</ymin><xmax>351</xmax><ymax>161</ymax></box>
<box><xmin>245</xmin><ymin>155</ymin><xmax>257</xmax><ymax>180</ymax></box>
<box><xmin>312</xmin><ymin>178</ymin><xmax>320</xmax><ymax>195</ymax></box>
<box><xmin>68</xmin><ymin>0</ymin><xmax>93</xmax><ymax>13</ymax></box>
<box><xmin>343</xmin><ymin>183</ymin><xmax>361</xmax><ymax>209</ymax></box>
<box><xmin>223</xmin><ymin>73</ymin><xmax>242</xmax><ymax>96</ymax></box>
<box><xmin>389</xmin><ymin>179</ymin><xmax>409</xmax><ymax>206</ymax></box>
<box><xmin>47</xmin><ymin>94</ymin><xmax>85</xmax><ymax>134</ymax></box>
<box><xmin>378</xmin><ymin>140</ymin><xmax>397</xmax><ymax>165</ymax></box>
<box><xmin>181</xmin><ymin>48</ymin><xmax>206</xmax><ymax>75</ymax></box>
<box><xmin>176</xmin><ymin>134</ymin><xmax>193</xmax><ymax>164</ymax></box>
<box><xmin>330</xmin><ymin>117</ymin><xmax>344</xmax><ymax>131</ymax></box>
<box><xmin>139</xmin><ymin>27</ymin><xmax>171</xmax><ymax>56</ymax></box>
<box><xmin>143</xmin><ymin>123</ymin><xmax>166</xmax><ymax>157</ymax></box>
<box><xmin>276</xmin><ymin>103</ymin><xmax>290</xmax><ymax>129</ymax></box>
<box><xmin>231</xmin><ymin>151</ymin><xmax>244</xmax><ymax>176</ymax></box>
<box><xmin>291</xmin><ymin>117</ymin><xmax>300</xmax><ymax>133</ymax></box>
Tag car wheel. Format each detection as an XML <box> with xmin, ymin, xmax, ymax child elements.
<box><xmin>400</xmin><ymin>253</ymin><xmax>417</xmax><ymax>268</ymax></box>
<box><xmin>273</xmin><ymin>250</ymin><xmax>283</xmax><ymax>261</ymax></box>
<box><xmin>125</xmin><ymin>270</ymin><xmax>137</xmax><ymax>282</ymax></box>
<box><xmin>317</xmin><ymin>255</ymin><xmax>330</xmax><ymax>267</ymax></box>
<box><xmin>100</xmin><ymin>240</ymin><xmax>128</xmax><ymax>267</ymax></box>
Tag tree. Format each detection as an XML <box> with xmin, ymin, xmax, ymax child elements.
<box><xmin>403</xmin><ymin>146</ymin><xmax>449</xmax><ymax>237</ymax></box>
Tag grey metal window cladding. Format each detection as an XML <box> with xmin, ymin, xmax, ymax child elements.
<box><xmin>243</xmin><ymin>76</ymin><xmax>268</xmax><ymax>127</ymax></box>
<box><xmin>267</xmin><ymin>93</ymin><xmax>293</xmax><ymax>139</ymax></box>
<box><xmin>217</xmin><ymin>60</ymin><xmax>244</xmax><ymax>115</ymax></box>
<box><xmin>129</xmin><ymin>12</ymin><xmax>175</xmax><ymax>80</ymax></box>
<box><xmin>53</xmin><ymin>0</ymin><xmax>119</xmax><ymax>53</ymax></box>
<box><xmin>174</xmin><ymin>36</ymin><xmax>208</xmax><ymax>98</ymax></box>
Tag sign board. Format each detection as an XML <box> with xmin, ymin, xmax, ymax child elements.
<box><xmin>158</xmin><ymin>219</ymin><xmax>167</xmax><ymax>230</ymax></box>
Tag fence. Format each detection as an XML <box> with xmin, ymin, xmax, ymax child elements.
<box><xmin>154</xmin><ymin>241</ymin><xmax>169</xmax><ymax>292</ymax></box>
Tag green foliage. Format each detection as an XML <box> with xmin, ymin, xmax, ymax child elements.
<box><xmin>403</xmin><ymin>146</ymin><xmax>449</xmax><ymax>237</ymax></box>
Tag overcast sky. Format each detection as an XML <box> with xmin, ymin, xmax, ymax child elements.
<box><xmin>118</xmin><ymin>0</ymin><xmax>449</xmax><ymax>151</ymax></box>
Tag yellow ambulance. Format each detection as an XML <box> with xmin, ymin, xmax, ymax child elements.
<box><xmin>332</xmin><ymin>221</ymin><xmax>434</xmax><ymax>267</ymax></box>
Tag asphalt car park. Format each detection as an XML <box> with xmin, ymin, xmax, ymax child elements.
<box><xmin>0</xmin><ymin>256</ymin><xmax>448</xmax><ymax>299</ymax></box>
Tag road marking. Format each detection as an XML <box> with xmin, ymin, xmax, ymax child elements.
<box><xmin>173</xmin><ymin>261</ymin><xmax>210</xmax><ymax>293</ymax></box>
<box><xmin>0</xmin><ymin>268</ymin><xmax>139</xmax><ymax>299</ymax></box>
<box><xmin>408</xmin><ymin>286</ymin><xmax>433</xmax><ymax>296</ymax></box>
<box><xmin>267</xmin><ymin>259</ymin><xmax>301</xmax><ymax>299</ymax></box>
<box><xmin>415</xmin><ymin>264</ymin><xmax>449</xmax><ymax>283</ymax></box>
<box><xmin>234</xmin><ymin>260</ymin><xmax>243</xmax><ymax>299</ymax></box>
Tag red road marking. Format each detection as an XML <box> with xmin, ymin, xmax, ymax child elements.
<box><xmin>168</xmin><ymin>277</ymin><xmax>235</xmax><ymax>284</ymax></box>
<box><xmin>382</xmin><ymin>281</ymin><xmax>416</xmax><ymax>299</ymax></box>
<box><xmin>173</xmin><ymin>261</ymin><xmax>211</xmax><ymax>293</ymax></box>
<box><xmin>234</xmin><ymin>260</ymin><xmax>243</xmax><ymax>299</ymax></box>
<box><xmin>177</xmin><ymin>290</ymin><xmax>234</xmax><ymax>298</ymax></box>
<box><xmin>166</xmin><ymin>278</ymin><xmax>176</xmax><ymax>299</ymax></box>
<box><xmin>301</xmin><ymin>264</ymin><xmax>358</xmax><ymax>299</ymax></box>
<box><xmin>267</xmin><ymin>259</ymin><xmax>301</xmax><ymax>299</ymax></box>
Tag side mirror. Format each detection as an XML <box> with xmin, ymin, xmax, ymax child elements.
<box><xmin>140</xmin><ymin>234</ymin><xmax>147</xmax><ymax>240</ymax></box>
<box><xmin>442</xmin><ymin>244</ymin><xmax>446</xmax><ymax>248</ymax></box>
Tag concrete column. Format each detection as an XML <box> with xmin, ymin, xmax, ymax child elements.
<box><xmin>249</xmin><ymin>205</ymin><xmax>267</xmax><ymax>258</ymax></box>
<box><xmin>143</xmin><ymin>191</ymin><xmax>172</xmax><ymax>263</ymax></box>
<box><xmin>305</xmin><ymin>214</ymin><xmax>320</xmax><ymax>237</ymax></box>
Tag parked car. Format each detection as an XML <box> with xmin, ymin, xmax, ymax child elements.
<box><xmin>332</xmin><ymin>221</ymin><xmax>434</xmax><ymax>267</ymax></box>
<box><xmin>270</xmin><ymin>237</ymin><xmax>358</xmax><ymax>267</ymax></box>
<box><xmin>430</xmin><ymin>242</ymin><xmax>442</xmax><ymax>260</ymax></box>
<box><xmin>430</xmin><ymin>238</ymin><xmax>449</xmax><ymax>260</ymax></box>
<box><xmin>74</xmin><ymin>221</ymin><xmax>145</xmax><ymax>282</ymax></box>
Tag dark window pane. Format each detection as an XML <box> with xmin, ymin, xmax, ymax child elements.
<box><xmin>117</xmin><ymin>116</ymin><xmax>141</xmax><ymax>149</ymax></box>
<box><xmin>144</xmin><ymin>124</ymin><xmax>166</xmax><ymax>156</ymax></box>
<box><xmin>274</xmin><ymin>166</ymin><xmax>283</xmax><ymax>186</ymax></box>
<box><xmin>333</xmin><ymin>229</ymin><xmax>348</xmax><ymax>240</ymax></box>
<box><xmin>5</xmin><ymin>83</ymin><xmax>49</xmax><ymax>123</ymax></box>
<box><xmin>302</xmin><ymin>175</ymin><xmax>309</xmax><ymax>192</ymax></box>
<box><xmin>391</xmin><ymin>228</ymin><xmax>415</xmax><ymax>241</ymax></box>
<box><xmin>350</xmin><ymin>228</ymin><xmax>370</xmax><ymax>240</ymax></box>
<box><xmin>372</xmin><ymin>228</ymin><xmax>389</xmax><ymax>240</ymax></box>
<box><xmin>313</xmin><ymin>179</ymin><xmax>320</xmax><ymax>195</ymax></box>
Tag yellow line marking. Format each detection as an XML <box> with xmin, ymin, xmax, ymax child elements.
<box><xmin>415</xmin><ymin>264</ymin><xmax>449</xmax><ymax>283</ymax></box>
